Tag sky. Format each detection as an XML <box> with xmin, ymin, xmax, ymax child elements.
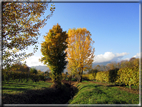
<box><xmin>22</xmin><ymin>2</ymin><xmax>140</xmax><ymax>67</ymax></box>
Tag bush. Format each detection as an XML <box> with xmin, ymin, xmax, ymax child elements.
<box><xmin>30</xmin><ymin>68</ymin><xmax>38</xmax><ymax>74</ymax></box>
<box><xmin>116</xmin><ymin>67</ymin><xmax>139</xmax><ymax>88</ymax></box>
<box><xmin>95</xmin><ymin>71</ymin><xmax>109</xmax><ymax>82</ymax></box>
<box><xmin>82</xmin><ymin>74</ymin><xmax>90</xmax><ymax>81</ymax></box>
<box><xmin>108</xmin><ymin>68</ymin><xmax>119</xmax><ymax>83</ymax></box>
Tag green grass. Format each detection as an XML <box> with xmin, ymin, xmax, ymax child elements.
<box><xmin>2</xmin><ymin>79</ymin><xmax>140</xmax><ymax>104</ymax></box>
<box><xmin>92</xmin><ymin>80</ymin><xmax>139</xmax><ymax>90</ymax></box>
<box><xmin>2</xmin><ymin>79</ymin><xmax>52</xmax><ymax>95</ymax></box>
<box><xmin>125</xmin><ymin>85</ymin><xmax>139</xmax><ymax>90</ymax></box>
<box><xmin>68</xmin><ymin>82</ymin><xmax>139</xmax><ymax>104</ymax></box>
<box><xmin>2</xmin><ymin>79</ymin><xmax>77</xmax><ymax>104</ymax></box>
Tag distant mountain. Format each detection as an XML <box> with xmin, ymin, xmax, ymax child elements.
<box><xmin>92</xmin><ymin>61</ymin><xmax>112</xmax><ymax>68</ymax></box>
<box><xmin>91</xmin><ymin>61</ymin><xmax>121</xmax><ymax>72</ymax></box>
<box><xmin>30</xmin><ymin>65</ymin><xmax>49</xmax><ymax>72</ymax></box>
<box><xmin>30</xmin><ymin>61</ymin><xmax>114</xmax><ymax>72</ymax></box>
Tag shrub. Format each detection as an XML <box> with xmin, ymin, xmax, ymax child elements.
<box><xmin>108</xmin><ymin>68</ymin><xmax>119</xmax><ymax>83</ymax></box>
<box><xmin>82</xmin><ymin>74</ymin><xmax>90</xmax><ymax>81</ymax></box>
<box><xmin>116</xmin><ymin>67</ymin><xmax>139</xmax><ymax>89</ymax></box>
<box><xmin>95</xmin><ymin>71</ymin><xmax>109</xmax><ymax>82</ymax></box>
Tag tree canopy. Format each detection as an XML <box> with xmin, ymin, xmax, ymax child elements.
<box><xmin>40</xmin><ymin>23</ymin><xmax>68</xmax><ymax>88</ymax></box>
<box><xmin>2</xmin><ymin>1</ymin><xmax>55</xmax><ymax>68</ymax></box>
<box><xmin>66</xmin><ymin>28</ymin><xmax>95</xmax><ymax>82</ymax></box>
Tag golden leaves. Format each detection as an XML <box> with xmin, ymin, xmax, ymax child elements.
<box><xmin>66</xmin><ymin>28</ymin><xmax>95</xmax><ymax>76</ymax></box>
<box><xmin>40</xmin><ymin>24</ymin><xmax>68</xmax><ymax>77</ymax></box>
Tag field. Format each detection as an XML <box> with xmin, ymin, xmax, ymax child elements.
<box><xmin>68</xmin><ymin>81</ymin><xmax>139</xmax><ymax>104</ymax></box>
<box><xmin>2</xmin><ymin>80</ymin><xmax>52</xmax><ymax>95</ymax></box>
<box><xmin>2</xmin><ymin>79</ymin><xmax>76</xmax><ymax>104</ymax></box>
<box><xmin>2</xmin><ymin>79</ymin><xmax>140</xmax><ymax>105</ymax></box>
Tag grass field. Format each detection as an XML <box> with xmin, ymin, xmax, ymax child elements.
<box><xmin>2</xmin><ymin>80</ymin><xmax>140</xmax><ymax>104</ymax></box>
<box><xmin>68</xmin><ymin>81</ymin><xmax>139</xmax><ymax>104</ymax></box>
<box><xmin>2</xmin><ymin>79</ymin><xmax>76</xmax><ymax>104</ymax></box>
<box><xmin>2</xmin><ymin>79</ymin><xmax>52</xmax><ymax>95</ymax></box>
<box><xmin>92</xmin><ymin>80</ymin><xmax>139</xmax><ymax>90</ymax></box>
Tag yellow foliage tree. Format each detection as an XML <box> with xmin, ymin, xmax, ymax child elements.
<box><xmin>66</xmin><ymin>28</ymin><xmax>95</xmax><ymax>82</ymax></box>
<box><xmin>40</xmin><ymin>24</ymin><xmax>68</xmax><ymax>88</ymax></box>
<box><xmin>116</xmin><ymin>58</ymin><xmax>139</xmax><ymax>89</ymax></box>
<box><xmin>2</xmin><ymin>1</ymin><xmax>55</xmax><ymax>69</ymax></box>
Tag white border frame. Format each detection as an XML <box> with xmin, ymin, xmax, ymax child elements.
<box><xmin>1</xmin><ymin>0</ymin><xmax>141</xmax><ymax>107</ymax></box>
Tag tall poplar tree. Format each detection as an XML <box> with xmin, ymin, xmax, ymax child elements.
<box><xmin>66</xmin><ymin>28</ymin><xmax>95</xmax><ymax>82</ymax></box>
<box><xmin>40</xmin><ymin>23</ymin><xmax>68</xmax><ymax>88</ymax></box>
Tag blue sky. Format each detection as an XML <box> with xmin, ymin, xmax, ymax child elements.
<box><xmin>23</xmin><ymin>3</ymin><xmax>140</xmax><ymax>67</ymax></box>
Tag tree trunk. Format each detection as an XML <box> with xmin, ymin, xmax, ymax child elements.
<box><xmin>52</xmin><ymin>81</ymin><xmax>61</xmax><ymax>89</ymax></box>
<box><xmin>129</xmin><ymin>84</ymin><xmax>131</xmax><ymax>90</ymax></box>
<box><xmin>78</xmin><ymin>68</ymin><xmax>83</xmax><ymax>82</ymax></box>
<box><xmin>79</xmin><ymin>75</ymin><xmax>82</xmax><ymax>82</ymax></box>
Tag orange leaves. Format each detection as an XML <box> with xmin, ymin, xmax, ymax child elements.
<box><xmin>66</xmin><ymin>28</ymin><xmax>95</xmax><ymax>76</ymax></box>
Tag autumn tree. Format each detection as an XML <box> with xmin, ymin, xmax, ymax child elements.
<box><xmin>116</xmin><ymin>58</ymin><xmax>139</xmax><ymax>89</ymax></box>
<box><xmin>3</xmin><ymin>61</ymin><xmax>30</xmax><ymax>82</ymax></box>
<box><xmin>2</xmin><ymin>1</ymin><xmax>55</xmax><ymax>69</ymax></box>
<box><xmin>88</xmin><ymin>69</ymin><xmax>98</xmax><ymax>74</ymax></box>
<box><xmin>66</xmin><ymin>28</ymin><xmax>95</xmax><ymax>82</ymax></box>
<box><xmin>94</xmin><ymin>65</ymin><xmax>101</xmax><ymax>71</ymax></box>
<box><xmin>106</xmin><ymin>62</ymin><xmax>119</xmax><ymax>70</ymax></box>
<box><xmin>120</xmin><ymin>60</ymin><xmax>129</xmax><ymax>68</ymax></box>
<box><xmin>40</xmin><ymin>24</ymin><xmax>68</xmax><ymax>88</ymax></box>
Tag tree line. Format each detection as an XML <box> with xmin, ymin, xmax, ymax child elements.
<box><xmin>2</xmin><ymin>62</ymin><xmax>49</xmax><ymax>83</ymax></box>
<box><xmin>84</xmin><ymin>57</ymin><xmax>140</xmax><ymax>89</ymax></box>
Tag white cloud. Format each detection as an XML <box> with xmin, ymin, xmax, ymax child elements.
<box><xmin>21</xmin><ymin>56</ymin><xmax>45</xmax><ymax>67</ymax></box>
<box><xmin>93</xmin><ymin>52</ymin><xmax>129</xmax><ymax>63</ymax></box>
<box><xmin>133</xmin><ymin>53</ymin><xmax>140</xmax><ymax>58</ymax></box>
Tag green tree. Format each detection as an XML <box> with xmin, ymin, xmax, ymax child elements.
<box><xmin>2</xmin><ymin>61</ymin><xmax>30</xmax><ymax>82</ymax></box>
<box><xmin>2</xmin><ymin>1</ymin><xmax>55</xmax><ymax>69</ymax></box>
<box><xmin>30</xmin><ymin>67</ymin><xmax>38</xmax><ymax>82</ymax></box>
<box><xmin>40</xmin><ymin>23</ymin><xmax>68</xmax><ymax>88</ymax></box>
<box><xmin>30</xmin><ymin>68</ymin><xmax>38</xmax><ymax>74</ymax></box>
<box><xmin>14</xmin><ymin>62</ymin><xmax>30</xmax><ymax>82</ymax></box>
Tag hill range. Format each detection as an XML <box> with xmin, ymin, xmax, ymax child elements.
<box><xmin>30</xmin><ymin>61</ymin><xmax>113</xmax><ymax>72</ymax></box>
